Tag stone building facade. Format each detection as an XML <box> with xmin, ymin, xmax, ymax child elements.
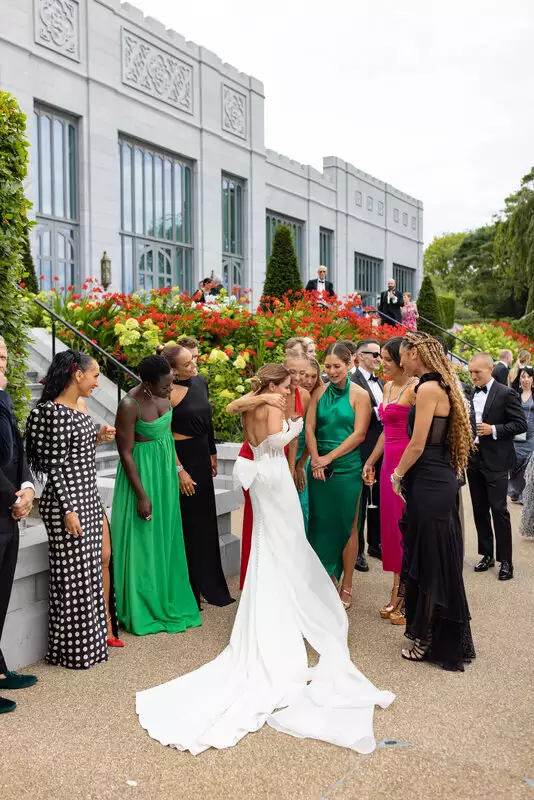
<box><xmin>0</xmin><ymin>0</ymin><xmax>423</xmax><ymax>303</ymax></box>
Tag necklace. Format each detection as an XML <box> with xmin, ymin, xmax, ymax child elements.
<box><xmin>385</xmin><ymin>377</ymin><xmax>416</xmax><ymax>407</ymax></box>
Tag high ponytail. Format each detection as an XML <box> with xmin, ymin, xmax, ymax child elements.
<box><xmin>38</xmin><ymin>350</ymin><xmax>95</xmax><ymax>405</ymax></box>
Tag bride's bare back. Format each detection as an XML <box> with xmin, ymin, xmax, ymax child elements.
<box><xmin>243</xmin><ymin>403</ymin><xmax>285</xmax><ymax>448</ymax></box>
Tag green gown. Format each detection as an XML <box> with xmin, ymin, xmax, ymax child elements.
<box><xmin>307</xmin><ymin>380</ymin><xmax>363</xmax><ymax>580</ymax></box>
<box><xmin>111</xmin><ymin>409</ymin><xmax>202</xmax><ymax>635</ymax></box>
<box><xmin>296</xmin><ymin>422</ymin><xmax>310</xmax><ymax>534</ymax></box>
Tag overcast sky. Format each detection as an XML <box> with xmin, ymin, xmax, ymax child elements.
<box><xmin>134</xmin><ymin>0</ymin><xmax>534</xmax><ymax>245</ymax></box>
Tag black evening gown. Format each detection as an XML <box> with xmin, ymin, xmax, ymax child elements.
<box><xmin>172</xmin><ymin>376</ymin><xmax>234</xmax><ymax>609</ymax></box>
<box><xmin>399</xmin><ymin>374</ymin><xmax>475</xmax><ymax>671</ymax></box>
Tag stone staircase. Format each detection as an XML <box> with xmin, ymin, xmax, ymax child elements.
<box><xmin>3</xmin><ymin>330</ymin><xmax>243</xmax><ymax>670</ymax></box>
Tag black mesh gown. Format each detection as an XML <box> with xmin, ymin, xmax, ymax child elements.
<box><xmin>172</xmin><ymin>376</ymin><xmax>234</xmax><ymax>609</ymax></box>
<box><xmin>399</xmin><ymin>374</ymin><xmax>476</xmax><ymax>671</ymax></box>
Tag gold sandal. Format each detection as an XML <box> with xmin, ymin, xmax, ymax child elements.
<box><xmin>339</xmin><ymin>586</ymin><xmax>353</xmax><ymax>610</ymax></box>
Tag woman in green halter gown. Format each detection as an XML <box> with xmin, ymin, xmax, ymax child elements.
<box><xmin>306</xmin><ymin>343</ymin><xmax>371</xmax><ymax>610</ymax></box>
<box><xmin>111</xmin><ymin>356</ymin><xmax>201</xmax><ymax>636</ymax></box>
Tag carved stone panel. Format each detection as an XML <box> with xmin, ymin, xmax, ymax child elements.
<box><xmin>121</xmin><ymin>29</ymin><xmax>193</xmax><ymax>114</ymax></box>
<box><xmin>222</xmin><ymin>85</ymin><xmax>247</xmax><ymax>140</ymax></box>
<box><xmin>34</xmin><ymin>0</ymin><xmax>80</xmax><ymax>62</ymax></box>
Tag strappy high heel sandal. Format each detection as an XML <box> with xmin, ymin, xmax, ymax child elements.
<box><xmin>389</xmin><ymin>599</ymin><xmax>406</xmax><ymax>626</ymax></box>
<box><xmin>339</xmin><ymin>586</ymin><xmax>353</xmax><ymax>611</ymax></box>
<box><xmin>401</xmin><ymin>638</ymin><xmax>428</xmax><ymax>662</ymax></box>
<box><xmin>380</xmin><ymin>577</ymin><xmax>400</xmax><ymax>619</ymax></box>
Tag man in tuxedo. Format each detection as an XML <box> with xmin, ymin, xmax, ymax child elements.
<box><xmin>378</xmin><ymin>278</ymin><xmax>404</xmax><ymax>325</ymax></box>
<box><xmin>351</xmin><ymin>339</ymin><xmax>384</xmax><ymax>571</ymax></box>
<box><xmin>305</xmin><ymin>266</ymin><xmax>335</xmax><ymax>297</ymax></box>
<box><xmin>492</xmin><ymin>349</ymin><xmax>513</xmax><ymax>385</ymax></box>
<box><xmin>467</xmin><ymin>353</ymin><xmax>527</xmax><ymax>581</ymax></box>
<box><xmin>0</xmin><ymin>337</ymin><xmax>38</xmax><ymax>713</ymax></box>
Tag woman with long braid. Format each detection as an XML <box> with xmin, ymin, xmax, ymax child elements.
<box><xmin>392</xmin><ymin>332</ymin><xmax>476</xmax><ymax>670</ymax></box>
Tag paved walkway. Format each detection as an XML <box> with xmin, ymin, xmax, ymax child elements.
<box><xmin>1</xmin><ymin>494</ymin><xmax>533</xmax><ymax>800</ymax></box>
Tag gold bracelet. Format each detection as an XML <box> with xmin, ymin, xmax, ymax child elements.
<box><xmin>393</xmin><ymin>469</ymin><xmax>404</xmax><ymax>480</ymax></box>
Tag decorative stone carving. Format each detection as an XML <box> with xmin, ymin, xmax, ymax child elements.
<box><xmin>34</xmin><ymin>0</ymin><xmax>80</xmax><ymax>61</ymax></box>
<box><xmin>222</xmin><ymin>85</ymin><xmax>247</xmax><ymax>139</ymax></box>
<box><xmin>121</xmin><ymin>29</ymin><xmax>193</xmax><ymax>114</ymax></box>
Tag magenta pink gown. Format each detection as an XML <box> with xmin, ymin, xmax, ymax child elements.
<box><xmin>378</xmin><ymin>403</ymin><xmax>411</xmax><ymax>574</ymax></box>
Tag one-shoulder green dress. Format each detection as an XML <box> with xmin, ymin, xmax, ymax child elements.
<box><xmin>307</xmin><ymin>380</ymin><xmax>363</xmax><ymax>580</ymax></box>
<box><xmin>111</xmin><ymin>409</ymin><xmax>202</xmax><ymax>635</ymax></box>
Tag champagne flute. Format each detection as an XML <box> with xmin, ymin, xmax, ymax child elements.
<box><xmin>365</xmin><ymin>465</ymin><xmax>378</xmax><ymax>509</ymax></box>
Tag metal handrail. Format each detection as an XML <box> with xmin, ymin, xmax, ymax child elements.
<box><xmin>33</xmin><ymin>297</ymin><xmax>139</xmax><ymax>405</ymax></box>
<box><xmin>367</xmin><ymin>305</ymin><xmax>480</xmax><ymax>364</ymax></box>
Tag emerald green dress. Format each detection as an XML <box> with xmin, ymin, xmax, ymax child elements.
<box><xmin>307</xmin><ymin>381</ymin><xmax>363</xmax><ymax>580</ymax></box>
<box><xmin>296</xmin><ymin>423</ymin><xmax>310</xmax><ymax>534</ymax></box>
<box><xmin>111</xmin><ymin>409</ymin><xmax>202</xmax><ymax>636</ymax></box>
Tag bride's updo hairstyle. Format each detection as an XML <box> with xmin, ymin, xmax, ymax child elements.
<box><xmin>250</xmin><ymin>363</ymin><xmax>290</xmax><ymax>394</ymax></box>
<box><xmin>400</xmin><ymin>331</ymin><xmax>473</xmax><ymax>473</ymax></box>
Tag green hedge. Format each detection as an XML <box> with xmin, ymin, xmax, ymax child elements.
<box><xmin>439</xmin><ymin>295</ymin><xmax>456</xmax><ymax>329</ymax></box>
<box><xmin>0</xmin><ymin>92</ymin><xmax>32</xmax><ymax>423</ymax></box>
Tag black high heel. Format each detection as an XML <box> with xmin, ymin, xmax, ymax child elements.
<box><xmin>401</xmin><ymin>639</ymin><xmax>428</xmax><ymax>662</ymax></box>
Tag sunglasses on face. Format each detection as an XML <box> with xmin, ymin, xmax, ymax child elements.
<box><xmin>361</xmin><ymin>352</ymin><xmax>381</xmax><ymax>358</ymax></box>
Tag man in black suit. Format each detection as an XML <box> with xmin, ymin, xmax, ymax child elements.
<box><xmin>305</xmin><ymin>266</ymin><xmax>335</xmax><ymax>297</ymax></box>
<box><xmin>492</xmin><ymin>349</ymin><xmax>513</xmax><ymax>385</ymax></box>
<box><xmin>350</xmin><ymin>338</ymin><xmax>384</xmax><ymax>571</ymax></box>
<box><xmin>378</xmin><ymin>278</ymin><xmax>404</xmax><ymax>325</ymax></box>
<box><xmin>467</xmin><ymin>353</ymin><xmax>527</xmax><ymax>581</ymax></box>
<box><xmin>0</xmin><ymin>337</ymin><xmax>38</xmax><ymax>713</ymax></box>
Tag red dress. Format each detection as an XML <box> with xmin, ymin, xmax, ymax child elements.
<box><xmin>239</xmin><ymin>388</ymin><xmax>304</xmax><ymax>589</ymax></box>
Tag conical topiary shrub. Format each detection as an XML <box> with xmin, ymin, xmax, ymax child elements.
<box><xmin>417</xmin><ymin>274</ymin><xmax>445</xmax><ymax>335</ymax></box>
<box><xmin>262</xmin><ymin>224</ymin><xmax>303</xmax><ymax>304</ymax></box>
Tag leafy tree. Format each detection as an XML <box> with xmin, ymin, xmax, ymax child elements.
<box><xmin>0</xmin><ymin>92</ymin><xmax>32</xmax><ymax>422</ymax></box>
<box><xmin>494</xmin><ymin>167</ymin><xmax>534</xmax><ymax>314</ymax></box>
<box><xmin>262</xmin><ymin>224</ymin><xmax>303</xmax><ymax>302</ymax></box>
<box><xmin>423</xmin><ymin>232</ymin><xmax>467</xmax><ymax>292</ymax></box>
<box><xmin>416</xmin><ymin>274</ymin><xmax>445</xmax><ymax>334</ymax></box>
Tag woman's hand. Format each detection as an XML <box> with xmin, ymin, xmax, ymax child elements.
<box><xmin>312</xmin><ymin>466</ymin><xmax>326</xmax><ymax>482</ymax></box>
<box><xmin>362</xmin><ymin>463</ymin><xmax>376</xmax><ymax>485</ymax></box>
<box><xmin>210</xmin><ymin>454</ymin><xmax>218</xmax><ymax>477</ymax></box>
<box><xmin>64</xmin><ymin>511</ymin><xmax>83</xmax><ymax>537</ymax></box>
<box><xmin>264</xmin><ymin>394</ymin><xmax>287</xmax><ymax>411</ymax></box>
<box><xmin>97</xmin><ymin>425</ymin><xmax>116</xmax><ymax>445</ymax></box>
<box><xmin>179</xmin><ymin>470</ymin><xmax>196</xmax><ymax>496</ymax></box>
<box><xmin>312</xmin><ymin>454</ymin><xmax>331</xmax><ymax>470</ymax></box>
<box><xmin>137</xmin><ymin>495</ymin><xmax>152</xmax><ymax>521</ymax></box>
<box><xmin>296</xmin><ymin>465</ymin><xmax>307</xmax><ymax>492</ymax></box>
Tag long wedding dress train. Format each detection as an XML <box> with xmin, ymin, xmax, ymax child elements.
<box><xmin>136</xmin><ymin>420</ymin><xmax>395</xmax><ymax>754</ymax></box>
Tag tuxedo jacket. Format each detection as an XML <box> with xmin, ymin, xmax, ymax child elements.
<box><xmin>350</xmin><ymin>368</ymin><xmax>385</xmax><ymax>460</ymax></box>
<box><xmin>468</xmin><ymin>381</ymin><xmax>527</xmax><ymax>472</ymax></box>
<box><xmin>491</xmin><ymin>362</ymin><xmax>509</xmax><ymax>386</ymax></box>
<box><xmin>378</xmin><ymin>290</ymin><xmax>404</xmax><ymax>323</ymax></box>
<box><xmin>305</xmin><ymin>279</ymin><xmax>335</xmax><ymax>297</ymax></box>
<box><xmin>0</xmin><ymin>391</ymin><xmax>32</xmax><ymax>524</ymax></box>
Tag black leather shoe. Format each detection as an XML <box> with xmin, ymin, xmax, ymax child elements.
<box><xmin>368</xmin><ymin>547</ymin><xmax>382</xmax><ymax>561</ymax></box>
<box><xmin>355</xmin><ymin>554</ymin><xmax>369</xmax><ymax>572</ymax></box>
<box><xmin>474</xmin><ymin>555</ymin><xmax>495</xmax><ymax>572</ymax></box>
<box><xmin>498</xmin><ymin>561</ymin><xmax>514</xmax><ymax>581</ymax></box>
<box><xmin>0</xmin><ymin>696</ymin><xmax>16</xmax><ymax>714</ymax></box>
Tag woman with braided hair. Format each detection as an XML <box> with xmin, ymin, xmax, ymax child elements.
<box><xmin>392</xmin><ymin>332</ymin><xmax>476</xmax><ymax>670</ymax></box>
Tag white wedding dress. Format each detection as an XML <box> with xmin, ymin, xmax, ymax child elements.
<box><xmin>136</xmin><ymin>419</ymin><xmax>395</xmax><ymax>754</ymax></box>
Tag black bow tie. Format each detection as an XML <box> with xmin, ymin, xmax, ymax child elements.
<box><xmin>474</xmin><ymin>386</ymin><xmax>487</xmax><ymax>394</ymax></box>
<box><xmin>369</xmin><ymin>375</ymin><xmax>379</xmax><ymax>383</ymax></box>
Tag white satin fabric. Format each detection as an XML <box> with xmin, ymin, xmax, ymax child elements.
<box><xmin>136</xmin><ymin>419</ymin><xmax>395</xmax><ymax>755</ymax></box>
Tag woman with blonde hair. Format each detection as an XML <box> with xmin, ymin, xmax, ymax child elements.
<box><xmin>136</xmin><ymin>362</ymin><xmax>394</xmax><ymax>754</ymax></box>
<box><xmin>509</xmin><ymin>349</ymin><xmax>532</xmax><ymax>392</ymax></box>
<box><xmin>392</xmin><ymin>332</ymin><xmax>475</xmax><ymax>670</ymax></box>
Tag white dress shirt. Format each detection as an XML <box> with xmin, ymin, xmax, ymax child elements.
<box><xmin>472</xmin><ymin>377</ymin><xmax>497</xmax><ymax>444</ymax></box>
<box><xmin>317</xmin><ymin>279</ymin><xmax>326</xmax><ymax>292</ymax></box>
<box><xmin>358</xmin><ymin>367</ymin><xmax>383</xmax><ymax>419</ymax></box>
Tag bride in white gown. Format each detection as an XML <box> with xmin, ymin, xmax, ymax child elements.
<box><xmin>136</xmin><ymin>363</ymin><xmax>395</xmax><ymax>754</ymax></box>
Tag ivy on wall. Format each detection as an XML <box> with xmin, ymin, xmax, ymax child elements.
<box><xmin>0</xmin><ymin>91</ymin><xmax>32</xmax><ymax>422</ymax></box>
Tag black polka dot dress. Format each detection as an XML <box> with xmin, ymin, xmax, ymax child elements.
<box><xmin>27</xmin><ymin>402</ymin><xmax>108</xmax><ymax>669</ymax></box>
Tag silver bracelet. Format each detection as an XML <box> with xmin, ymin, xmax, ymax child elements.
<box><xmin>176</xmin><ymin>464</ymin><xmax>184</xmax><ymax>474</ymax></box>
